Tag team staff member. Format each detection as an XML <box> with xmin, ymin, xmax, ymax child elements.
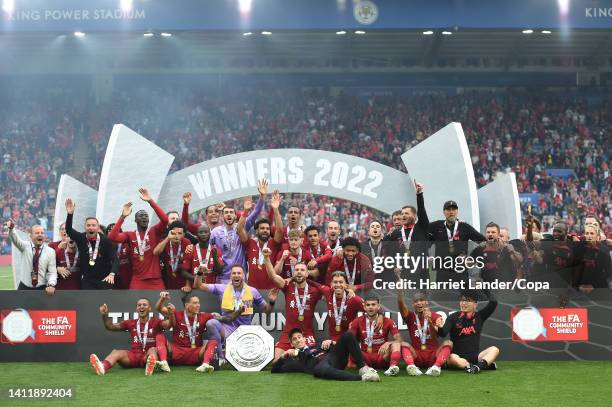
<box><xmin>384</xmin><ymin>180</ymin><xmax>430</xmax><ymax>280</ymax></box>
<box><xmin>428</xmin><ymin>200</ymin><xmax>485</xmax><ymax>282</ymax></box>
<box><xmin>470</xmin><ymin>222</ymin><xmax>522</xmax><ymax>283</ymax></box>
<box><xmin>6</xmin><ymin>219</ymin><xmax>57</xmax><ymax>294</ymax></box>
<box><xmin>108</xmin><ymin>188</ymin><xmax>169</xmax><ymax>289</ymax></box>
<box><xmin>437</xmin><ymin>290</ymin><xmax>499</xmax><ymax>374</ymax></box>
<box><xmin>271</xmin><ymin>328</ymin><xmax>380</xmax><ymax>382</ymax></box>
<box><xmin>64</xmin><ymin>198</ymin><xmax>116</xmax><ymax>289</ymax></box>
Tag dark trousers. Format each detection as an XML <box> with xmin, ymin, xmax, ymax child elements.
<box><xmin>312</xmin><ymin>332</ymin><xmax>364</xmax><ymax>381</ymax></box>
<box><xmin>18</xmin><ymin>283</ymin><xmax>44</xmax><ymax>290</ymax></box>
<box><xmin>81</xmin><ymin>279</ymin><xmax>113</xmax><ymax>290</ymax></box>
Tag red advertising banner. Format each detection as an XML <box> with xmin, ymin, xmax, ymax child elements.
<box><xmin>1</xmin><ymin>309</ymin><xmax>77</xmax><ymax>344</ymax></box>
<box><xmin>511</xmin><ymin>308</ymin><xmax>588</xmax><ymax>342</ymax></box>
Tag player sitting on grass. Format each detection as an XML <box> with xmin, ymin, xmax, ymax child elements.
<box><xmin>397</xmin><ymin>290</ymin><xmax>453</xmax><ymax>377</ymax></box>
<box><xmin>271</xmin><ymin>327</ymin><xmax>380</xmax><ymax>382</ymax></box>
<box><xmin>90</xmin><ymin>298</ymin><xmax>172</xmax><ymax>376</ymax></box>
<box><xmin>437</xmin><ymin>289</ymin><xmax>500</xmax><ymax>374</ymax></box>
<box><xmin>154</xmin><ymin>291</ymin><xmax>243</xmax><ymax>373</ymax></box>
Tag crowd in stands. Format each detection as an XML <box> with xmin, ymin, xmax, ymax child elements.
<box><xmin>1</xmin><ymin>84</ymin><xmax>610</xmax><ymax>254</ymax></box>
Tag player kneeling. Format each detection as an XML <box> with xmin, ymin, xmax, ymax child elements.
<box><xmin>90</xmin><ymin>298</ymin><xmax>172</xmax><ymax>376</ymax></box>
<box><xmin>438</xmin><ymin>290</ymin><xmax>500</xmax><ymax>374</ymax></box>
<box><xmin>349</xmin><ymin>295</ymin><xmax>403</xmax><ymax>377</ymax></box>
<box><xmin>155</xmin><ymin>291</ymin><xmax>243</xmax><ymax>373</ymax></box>
<box><xmin>272</xmin><ymin>328</ymin><xmax>380</xmax><ymax>382</ymax></box>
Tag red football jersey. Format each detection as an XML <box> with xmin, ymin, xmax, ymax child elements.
<box><xmin>281</xmin><ymin>280</ymin><xmax>322</xmax><ymax>335</ymax></box>
<box><xmin>402</xmin><ymin>310</ymin><xmax>442</xmax><ymax>350</ymax></box>
<box><xmin>120</xmin><ymin>317</ymin><xmax>164</xmax><ymax>352</ymax></box>
<box><xmin>326</xmin><ymin>252</ymin><xmax>374</xmax><ymax>290</ymax></box>
<box><xmin>162</xmin><ymin>237</ymin><xmax>192</xmax><ymax>289</ymax></box>
<box><xmin>170</xmin><ymin>310</ymin><xmax>214</xmax><ymax>348</ymax></box>
<box><xmin>54</xmin><ymin>247</ymin><xmax>81</xmax><ymax>290</ymax></box>
<box><xmin>181</xmin><ymin>244</ymin><xmax>223</xmax><ymax>284</ymax></box>
<box><xmin>116</xmin><ymin>242</ymin><xmax>132</xmax><ymax>290</ymax></box>
<box><xmin>246</xmin><ymin>238</ymin><xmax>280</xmax><ymax>289</ymax></box>
<box><xmin>275</xmin><ymin>246</ymin><xmax>313</xmax><ymax>279</ymax></box>
<box><xmin>349</xmin><ymin>315</ymin><xmax>399</xmax><ymax>353</ymax></box>
<box><xmin>318</xmin><ymin>285</ymin><xmax>363</xmax><ymax>341</ymax></box>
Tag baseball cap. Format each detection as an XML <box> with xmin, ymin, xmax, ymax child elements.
<box><xmin>443</xmin><ymin>200</ymin><xmax>458</xmax><ymax>210</ymax></box>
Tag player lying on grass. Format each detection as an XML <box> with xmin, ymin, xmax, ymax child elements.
<box><xmin>154</xmin><ymin>291</ymin><xmax>243</xmax><ymax>373</ymax></box>
<box><xmin>397</xmin><ymin>289</ymin><xmax>453</xmax><ymax>377</ymax></box>
<box><xmin>437</xmin><ymin>289</ymin><xmax>500</xmax><ymax>374</ymax></box>
<box><xmin>90</xmin><ymin>298</ymin><xmax>172</xmax><ymax>376</ymax></box>
<box><xmin>271</xmin><ymin>327</ymin><xmax>380</xmax><ymax>382</ymax></box>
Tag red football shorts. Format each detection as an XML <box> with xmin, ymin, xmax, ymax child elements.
<box><xmin>360</xmin><ymin>351</ymin><xmax>389</xmax><ymax>369</ymax></box>
<box><xmin>414</xmin><ymin>349</ymin><xmax>437</xmax><ymax>368</ymax></box>
<box><xmin>170</xmin><ymin>346</ymin><xmax>201</xmax><ymax>366</ymax></box>
<box><xmin>275</xmin><ymin>332</ymin><xmax>316</xmax><ymax>351</ymax></box>
<box><xmin>129</xmin><ymin>278</ymin><xmax>165</xmax><ymax>290</ymax></box>
<box><xmin>122</xmin><ymin>350</ymin><xmax>146</xmax><ymax>368</ymax></box>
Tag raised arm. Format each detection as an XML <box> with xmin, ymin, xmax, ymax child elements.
<box><xmin>466</xmin><ymin>222</ymin><xmax>486</xmax><ymax>243</ymax></box>
<box><xmin>64</xmin><ymin>198</ymin><xmax>86</xmax><ymax>241</ymax></box>
<box><xmin>414</xmin><ymin>181</ymin><xmax>430</xmax><ymax>230</ymax></box>
<box><xmin>140</xmin><ymin>188</ymin><xmax>169</xmax><ymax>228</ymax></box>
<box><xmin>153</xmin><ymin>230</ymin><xmax>173</xmax><ymax>256</ymax></box>
<box><xmin>156</xmin><ymin>291</ymin><xmax>172</xmax><ymax>316</ymax></box>
<box><xmin>244</xmin><ymin>179</ymin><xmax>268</xmax><ymax>231</ymax></box>
<box><xmin>159</xmin><ymin>303</ymin><xmax>176</xmax><ymax>330</ymax></box>
<box><xmin>181</xmin><ymin>192</ymin><xmax>201</xmax><ymax>234</ymax></box>
<box><xmin>395</xmin><ymin>270</ymin><xmax>411</xmax><ymax>320</ymax></box>
<box><xmin>6</xmin><ymin>220</ymin><xmax>27</xmax><ymax>252</ymax></box>
<box><xmin>271</xmin><ymin>190</ymin><xmax>284</xmax><ymax>243</ymax></box>
<box><xmin>237</xmin><ymin>198</ymin><xmax>253</xmax><ymax>243</ymax></box>
<box><xmin>100</xmin><ymin>304</ymin><xmax>124</xmax><ymax>331</ymax></box>
<box><xmin>478</xmin><ymin>290</ymin><xmax>498</xmax><ymax>321</ymax></box>
<box><xmin>108</xmin><ymin>202</ymin><xmax>133</xmax><ymax>243</ymax></box>
<box><xmin>263</xmin><ymin>247</ymin><xmax>286</xmax><ymax>288</ymax></box>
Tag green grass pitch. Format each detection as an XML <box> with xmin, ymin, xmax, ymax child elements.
<box><xmin>0</xmin><ymin>265</ymin><xmax>13</xmax><ymax>290</ymax></box>
<box><xmin>0</xmin><ymin>361</ymin><xmax>610</xmax><ymax>406</ymax></box>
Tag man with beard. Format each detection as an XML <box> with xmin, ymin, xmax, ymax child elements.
<box><xmin>154</xmin><ymin>292</ymin><xmax>243</xmax><ymax>373</ymax></box>
<box><xmin>275</xmin><ymin>230</ymin><xmax>315</xmax><ymax>279</ymax></box>
<box><xmin>384</xmin><ymin>181</ymin><xmax>430</xmax><ymax>281</ymax></box>
<box><xmin>470</xmin><ymin>222</ymin><xmax>522</xmax><ymax>284</ymax></box>
<box><xmin>108</xmin><ymin>188</ymin><xmax>169</xmax><ymax>289</ymax></box>
<box><xmin>209</xmin><ymin>180</ymin><xmax>268</xmax><ymax>284</ymax></box>
<box><xmin>325</xmin><ymin>237</ymin><xmax>374</xmax><ymax>292</ymax></box>
<box><xmin>153</xmin><ymin>221</ymin><xmax>193</xmax><ymax>291</ymax></box>
<box><xmin>396</xmin><ymin>289</ymin><xmax>452</xmax><ymax>376</ymax></box>
<box><xmin>391</xmin><ymin>211</ymin><xmax>403</xmax><ymax>230</ymax></box>
<box><xmin>54</xmin><ymin>238</ymin><xmax>81</xmax><ymax>290</ymax></box>
<box><xmin>263</xmin><ymin>248</ymin><xmax>323</xmax><ymax>362</ymax></box>
<box><xmin>576</xmin><ymin>224</ymin><xmax>612</xmax><ymax>293</ymax></box>
<box><xmin>238</xmin><ymin>190</ymin><xmax>284</xmax><ymax>289</ymax></box>
<box><xmin>89</xmin><ymin>298</ymin><xmax>172</xmax><ymax>376</ymax></box>
<box><xmin>428</xmin><ymin>200</ymin><xmax>485</xmax><ymax>283</ymax></box>
<box><xmin>193</xmin><ymin>264</ymin><xmax>275</xmax><ymax>362</ymax></box>
<box><xmin>531</xmin><ymin>221</ymin><xmax>583</xmax><ymax>306</ymax></box>
<box><xmin>181</xmin><ymin>193</ymin><xmax>224</xmax><ymax>231</ymax></box>
<box><xmin>325</xmin><ymin>220</ymin><xmax>342</xmax><ymax>254</ymax></box>
<box><xmin>181</xmin><ymin>224</ymin><xmax>223</xmax><ymax>289</ymax></box>
<box><xmin>6</xmin><ymin>219</ymin><xmax>57</xmax><ymax>294</ymax></box>
<box><xmin>303</xmin><ymin>225</ymin><xmax>333</xmax><ymax>283</ymax></box>
<box><xmin>64</xmin><ymin>198</ymin><xmax>116</xmax><ymax>289</ymax></box>
<box><xmin>437</xmin><ymin>290</ymin><xmax>499</xmax><ymax>374</ymax></box>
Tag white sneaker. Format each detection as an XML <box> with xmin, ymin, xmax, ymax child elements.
<box><xmin>156</xmin><ymin>360</ymin><xmax>171</xmax><ymax>373</ymax></box>
<box><xmin>195</xmin><ymin>363</ymin><xmax>214</xmax><ymax>373</ymax></box>
<box><xmin>425</xmin><ymin>365</ymin><xmax>441</xmax><ymax>376</ymax></box>
<box><xmin>384</xmin><ymin>365</ymin><xmax>400</xmax><ymax>376</ymax></box>
<box><xmin>406</xmin><ymin>364</ymin><xmax>423</xmax><ymax>376</ymax></box>
<box><xmin>89</xmin><ymin>354</ymin><xmax>105</xmax><ymax>376</ymax></box>
<box><xmin>358</xmin><ymin>366</ymin><xmax>377</xmax><ymax>376</ymax></box>
<box><xmin>361</xmin><ymin>371</ymin><xmax>381</xmax><ymax>382</ymax></box>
